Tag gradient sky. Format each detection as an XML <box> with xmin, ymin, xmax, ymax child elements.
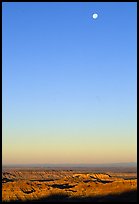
<box><xmin>2</xmin><ymin>2</ymin><xmax>137</xmax><ymax>165</ymax></box>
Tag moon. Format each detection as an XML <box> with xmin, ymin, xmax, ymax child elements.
<box><xmin>92</xmin><ymin>13</ymin><xmax>98</xmax><ymax>19</ymax></box>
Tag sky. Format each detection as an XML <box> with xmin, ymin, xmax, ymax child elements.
<box><xmin>2</xmin><ymin>2</ymin><xmax>137</xmax><ymax>165</ymax></box>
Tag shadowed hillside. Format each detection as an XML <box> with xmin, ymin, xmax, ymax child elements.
<box><xmin>3</xmin><ymin>190</ymin><xmax>137</xmax><ymax>202</ymax></box>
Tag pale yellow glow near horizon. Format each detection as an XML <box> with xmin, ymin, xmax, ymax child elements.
<box><xmin>3</xmin><ymin>138</ymin><xmax>136</xmax><ymax>165</ymax></box>
<box><xmin>2</xmin><ymin>123</ymin><xmax>137</xmax><ymax>165</ymax></box>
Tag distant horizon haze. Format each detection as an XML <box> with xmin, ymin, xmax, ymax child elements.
<box><xmin>2</xmin><ymin>162</ymin><xmax>137</xmax><ymax>168</ymax></box>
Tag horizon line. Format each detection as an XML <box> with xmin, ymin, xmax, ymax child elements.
<box><xmin>2</xmin><ymin>161</ymin><xmax>137</xmax><ymax>167</ymax></box>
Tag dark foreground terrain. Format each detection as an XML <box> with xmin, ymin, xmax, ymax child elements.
<box><xmin>2</xmin><ymin>167</ymin><xmax>137</xmax><ymax>202</ymax></box>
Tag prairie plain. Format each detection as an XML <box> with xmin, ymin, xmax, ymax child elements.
<box><xmin>2</xmin><ymin>167</ymin><xmax>137</xmax><ymax>202</ymax></box>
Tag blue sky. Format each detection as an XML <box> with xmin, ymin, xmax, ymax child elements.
<box><xmin>2</xmin><ymin>2</ymin><xmax>137</xmax><ymax>164</ymax></box>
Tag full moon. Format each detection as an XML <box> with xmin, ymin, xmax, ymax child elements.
<box><xmin>92</xmin><ymin>13</ymin><xmax>98</xmax><ymax>19</ymax></box>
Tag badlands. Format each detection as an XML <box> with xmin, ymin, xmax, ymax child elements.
<box><xmin>2</xmin><ymin>167</ymin><xmax>137</xmax><ymax>202</ymax></box>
